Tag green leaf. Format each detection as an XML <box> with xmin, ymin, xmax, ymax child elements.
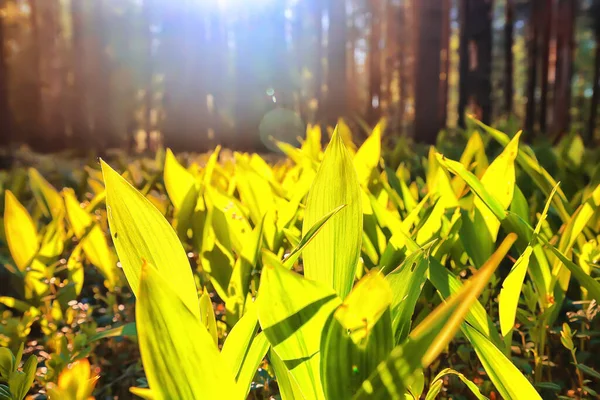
<box><xmin>101</xmin><ymin>160</ymin><xmax>199</xmax><ymax>318</ymax></box>
<box><xmin>498</xmin><ymin>185</ymin><xmax>557</xmax><ymax>336</ymax></box>
<box><xmin>321</xmin><ymin>271</ymin><xmax>393</xmax><ymax>399</ymax></box>
<box><xmin>136</xmin><ymin>262</ymin><xmax>234</xmax><ymax>400</ymax></box>
<box><xmin>469</xmin><ymin>117</ymin><xmax>571</xmax><ymax>221</ymax></box>
<box><xmin>303</xmin><ymin>126</ymin><xmax>363</xmax><ymax>299</ymax></box>
<box><xmin>199</xmin><ymin>290</ymin><xmax>218</xmax><ymax>347</ymax></box>
<box><xmin>221</xmin><ymin>306</ymin><xmax>269</xmax><ymax>398</ymax></box>
<box><xmin>163</xmin><ymin>149</ymin><xmax>197</xmax><ymax>210</ymax></box>
<box><xmin>64</xmin><ymin>190</ymin><xmax>118</xmax><ymax>289</ymax></box>
<box><xmin>257</xmin><ymin>262</ymin><xmax>341</xmax><ymax>400</ymax></box>
<box><xmin>425</xmin><ymin>368</ymin><xmax>488</xmax><ymax>400</ymax></box>
<box><xmin>226</xmin><ymin>216</ymin><xmax>265</xmax><ymax>323</ymax></box>
<box><xmin>163</xmin><ymin>149</ymin><xmax>199</xmax><ymax>239</ymax></box>
<box><xmin>427</xmin><ymin>257</ymin><xmax>502</xmax><ymax>346</ymax></box>
<box><xmin>87</xmin><ymin>323</ymin><xmax>137</xmax><ymax>343</ymax></box>
<box><xmin>463</xmin><ymin>325</ymin><xmax>541</xmax><ymax>400</ymax></box>
<box><xmin>8</xmin><ymin>355</ymin><xmax>37</xmax><ymax>400</ymax></box>
<box><xmin>435</xmin><ymin>153</ymin><xmax>505</xmax><ymax>221</ymax></box>
<box><xmin>386</xmin><ymin>250</ymin><xmax>429</xmax><ymax>344</ymax></box>
<box><xmin>576</xmin><ymin>364</ymin><xmax>600</xmax><ymax>380</ymax></box>
<box><xmin>499</xmin><ymin>247</ymin><xmax>533</xmax><ymax>336</ymax></box>
<box><xmin>551</xmin><ymin>184</ymin><xmax>600</xmax><ymax>292</ymax></box>
<box><xmin>354</xmin><ymin>234</ymin><xmax>518</xmax><ymax>399</ymax></box>
<box><xmin>269</xmin><ymin>349</ymin><xmax>304</xmax><ymax>400</ymax></box>
<box><xmin>283</xmin><ymin>204</ymin><xmax>345</xmax><ymax>269</ymax></box>
<box><xmin>474</xmin><ymin>132</ymin><xmax>520</xmax><ymax>241</ymax></box>
<box><xmin>0</xmin><ymin>384</ymin><xmax>10</xmax><ymax>400</ymax></box>
<box><xmin>28</xmin><ymin>168</ymin><xmax>65</xmax><ymax>220</ymax></box>
<box><xmin>0</xmin><ymin>348</ymin><xmax>14</xmax><ymax>379</ymax></box>
<box><xmin>3</xmin><ymin>190</ymin><xmax>47</xmax><ymax>295</ymax></box>
<box><xmin>353</xmin><ymin>122</ymin><xmax>381</xmax><ymax>185</ymax></box>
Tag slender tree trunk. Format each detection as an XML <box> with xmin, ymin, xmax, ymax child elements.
<box><xmin>588</xmin><ymin>40</ymin><xmax>600</xmax><ymax>143</ymax></box>
<box><xmin>439</xmin><ymin>0</ymin><xmax>450</xmax><ymax>131</ymax></box>
<box><xmin>525</xmin><ymin>0</ymin><xmax>540</xmax><ymax>135</ymax></box>
<box><xmin>90</xmin><ymin>0</ymin><xmax>115</xmax><ymax>151</ymax></box>
<box><xmin>0</xmin><ymin>0</ymin><xmax>10</xmax><ymax>148</ymax></box>
<box><xmin>69</xmin><ymin>0</ymin><xmax>89</xmax><ymax>151</ymax></box>
<box><xmin>539</xmin><ymin>0</ymin><xmax>553</xmax><ymax>133</ymax></box>
<box><xmin>458</xmin><ymin>0</ymin><xmax>493</xmax><ymax>128</ymax></box>
<box><xmin>504</xmin><ymin>0</ymin><xmax>514</xmax><ymax>115</ymax></box>
<box><xmin>552</xmin><ymin>0</ymin><xmax>576</xmax><ymax>139</ymax></box>
<box><xmin>326</xmin><ymin>0</ymin><xmax>348</xmax><ymax>125</ymax></box>
<box><xmin>414</xmin><ymin>0</ymin><xmax>442</xmax><ymax>144</ymax></box>
<box><xmin>382</xmin><ymin>0</ymin><xmax>397</xmax><ymax>116</ymax></box>
<box><xmin>458</xmin><ymin>0</ymin><xmax>469</xmax><ymax>127</ymax></box>
<box><xmin>397</xmin><ymin>1</ymin><xmax>407</xmax><ymax>134</ymax></box>
<box><xmin>367</xmin><ymin>0</ymin><xmax>382</xmax><ymax>125</ymax></box>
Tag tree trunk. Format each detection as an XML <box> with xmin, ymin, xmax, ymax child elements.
<box><xmin>458</xmin><ymin>0</ymin><xmax>469</xmax><ymax>128</ymax></box>
<box><xmin>587</xmin><ymin>4</ymin><xmax>600</xmax><ymax>144</ymax></box>
<box><xmin>382</xmin><ymin>0</ymin><xmax>397</xmax><ymax>116</ymax></box>
<box><xmin>525</xmin><ymin>0</ymin><xmax>540</xmax><ymax>135</ymax></box>
<box><xmin>588</xmin><ymin>40</ymin><xmax>600</xmax><ymax>143</ymax></box>
<box><xmin>90</xmin><ymin>0</ymin><xmax>116</xmax><ymax>151</ymax></box>
<box><xmin>504</xmin><ymin>0</ymin><xmax>514</xmax><ymax>116</ymax></box>
<box><xmin>414</xmin><ymin>0</ymin><xmax>442</xmax><ymax>144</ymax></box>
<box><xmin>458</xmin><ymin>0</ymin><xmax>493</xmax><ymax>128</ymax></box>
<box><xmin>539</xmin><ymin>0</ymin><xmax>553</xmax><ymax>133</ymax></box>
<box><xmin>69</xmin><ymin>0</ymin><xmax>89</xmax><ymax>151</ymax></box>
<box><xmin>367</xmin><ymin>0</ymin><xmax>382</xmax><ymax>125</ymax></box>
<box><xmin>0</xmin><ymin>0</ymin><xmax>10</xmax><ymax>148</ymax></box>
<box><xmin>326</xmin><ymin>0</ymin><xmax>348</xmax><ymax>126</ymax></box>
<box><xmin>438</xmin><ymin>0</ymin><xmax>450</xmax><ymax>131</ymax></box>
<box><xmin>552</xmin><ymin>0</ymin><xmax>576</xmax><ymax>139</ymax></box>
<box><xmin>397</xmin><ymin>1</ymin><xmax>407</xmax><ymax>134</ymax></box>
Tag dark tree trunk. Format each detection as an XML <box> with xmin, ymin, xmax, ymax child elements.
<box><xmin>458</xmin><ymin>0</ymin><xmax>493</xmax><ymax>128</ymax></box>
<box><xmin>382</xmin><ymin>0</ymin><xmax>397</xmax><ymax>116</ymax></box>
<box><xmin>69</xmin><ymin>0</ymin><xmax>89</xmax><ymax>151</ymax></box>
<box><xmin>0</xmin><ymin>0</ymin><xmax>10</xmax><ymax>148</ymax></box>
<box><xmin>367</xmin><ymin>0</ymin><xmax>382</xmax><ymax>125</ymax></box>
<box><xmin>326</xmin><ymin>0</ymin><xmax>348</xmax><ymax>125</ymax></box>
<box><xmin>504</xmin><ymin>0</ymin><xmax>514</xmax><ymax>115</ymax></box>
<box><xmin>397</xmin><ymin>1</ymin><xmax>408</xmax><ymax>133</ymax></box>
<box><xmin>552</xmin><ymin>0</ymin><xmax>576</xmax><ymax>139</ymax></box>
<box><xmin>414</xmin><ymin>0</ymin><xmax>442</xmax><ymax>144</ymax></box>
<box><xmin>91</xmin><ymin>0</ymin><xmax>116</xmax><ymax>151</ymax></box>
<box><xmin>539</xmin><ymin>0</ymin><xmax>553</xmax><ymax>133</ymax></box>
<box><xmin>588</xmin><ymin>40</ymin><xmax>600</xmax><ymax>143</ymax></box>
<box><xmin>588</xmin><ymin>2</ymin><xmax>600</xmax><ymax>143</ymax></box>
<box><xmin>525</xmin><ymin>0</ymin><xmax>540</xmax><ymax>135</ymax></box>
<box><xmin>439</xmin><ymin>0</ymin><xmax>450</xmax><ymax>131</ymax></box>
<box><xmin>27</xmin><ymin>0</ymin><xmax>43</xmax><ymax>148</ymax></box>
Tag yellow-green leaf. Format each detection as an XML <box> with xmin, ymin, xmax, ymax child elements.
<box><xmin>257</xmin><ymin>262</ymin><xmax>341</xmax><ymax>400</ymax></box>
<box><xmin>474</xmin><ymin>132</ymin><xmax>520</xmax><ymax>241</ymax></box>
<box><xmin>101</xmin><ymin>160</ymin><xmax>199</xmax><ymax>318</ymax></box>
<box><xmin>136</xmin><ymin>262</ymin><xmax>234</xmax><ymax>400</ymax></box>
<box><xmin>303</xmin><ymin>126</ymin><xmax>363</xmax><ymax>299</ymax></box>
<box><xmin>64</xmin><ymin>190</ymin><xmax>117</xmax><ymax>289</ymax></box>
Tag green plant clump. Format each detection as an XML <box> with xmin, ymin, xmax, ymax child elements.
<box><xmin>0</xmin><ymin>117</ymin><xmax>599</xmax><ymax>399</ymax></box>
